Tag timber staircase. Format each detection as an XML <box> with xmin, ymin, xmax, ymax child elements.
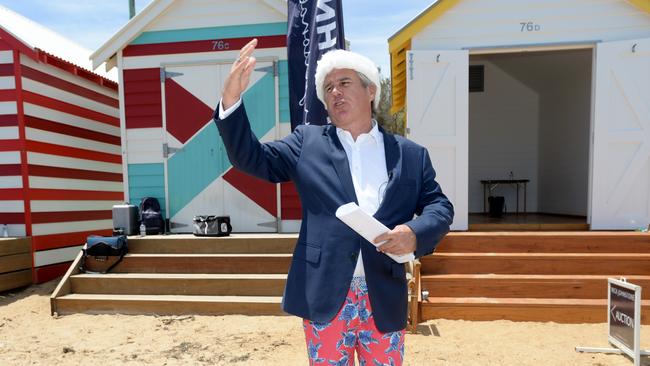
<box><xmin>418</xmin><ymin>232</ymin><xmax>650</xmax><ymax>324</ymax></box>
<box><xmin>50</xmin><ymin>234</ymin><xmax>295</xmax><ymax>316</ymax></box>
<box><xmin>51</xmin><ymin>232</ymin><xmax>650</xmax><ymax>326</ymax></box>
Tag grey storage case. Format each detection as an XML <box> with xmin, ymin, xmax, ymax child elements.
<box><xmin>112</xmin><ymin>203</ymin><xmax>139</xmax><ymax>236</ymax></box>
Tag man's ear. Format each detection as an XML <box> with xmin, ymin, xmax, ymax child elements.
<box><xmin>368</xmin><ymin>84</ymin><xmax>377</xmax><ymax>102</ymax></box>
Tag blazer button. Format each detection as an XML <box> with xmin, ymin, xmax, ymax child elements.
<box><xmin>350</xmin><ymin>252</ymin><xmax>357</xmax><ymax>263</ymax></box>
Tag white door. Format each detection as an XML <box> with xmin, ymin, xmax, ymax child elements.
<box><xmin>406</xmin><ymin>50</ymin><xmax>469</xmax><ymax>230</ymax></box>
<box><xmin>591</xmin><ymin>38</ymin><xmax>650</xmax><ymax>230</ymax></box>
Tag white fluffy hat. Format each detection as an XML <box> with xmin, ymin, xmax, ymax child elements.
<box><xmin>314</xmin><ymin>49</ymin><xmax>381</xmax><ymax>109</ymax></box>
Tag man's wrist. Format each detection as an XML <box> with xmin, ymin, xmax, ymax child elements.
<box><xmin>222</xmin><ymin>94</ymin><xmax>240</xmax><ymax>110</ymax></box>
<box><xmin>218</xmin><ymin>98</ymin><xmax>243</xmax><ymax>119</ymax></box>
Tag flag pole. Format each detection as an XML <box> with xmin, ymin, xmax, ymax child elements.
<box><xmin>129</xmin><ymin>0</ymin><xmax>136</xmax><ymax>19</ymax></box>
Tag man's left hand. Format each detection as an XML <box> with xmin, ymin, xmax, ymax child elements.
<box><xmin>374</xmin><ymin>225</ymin><xmax>416</xmax><ymax>256</ymax></box>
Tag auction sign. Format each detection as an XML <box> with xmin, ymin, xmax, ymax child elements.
<box><xmin>608</xmin><ymin>278</ymin><xmax>642</xmax><ymax>365</ymax></box>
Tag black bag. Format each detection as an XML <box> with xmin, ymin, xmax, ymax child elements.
<box><xmin>81</xmin><ymin>235</ymin><xmax>128</xmax><ymax>273</ymax></box>
<box><xmin>192</xmin><ymin>215</ymin><xmax>232</xmax><ymax>237</ymax></box>
<box><xmin>139</xmin><ymin>197</ymin><xmax>164</xmax><ymax>235</ymax></box>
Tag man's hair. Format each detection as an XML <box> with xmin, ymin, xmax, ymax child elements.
<box><xmin>314</xmin><ymin>49</ymin><xmax>381</xmax><ymax>110</ymax></box>
<box><xmin>356</xmin><ymin>72</ymin><xmax>373</xmax><ymax>89</ymax></box>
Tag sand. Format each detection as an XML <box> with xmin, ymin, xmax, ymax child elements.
<box><xmin>0</xmin><ymin>281</ymin><xmax>648</xmax><ymax>366</ymax></box>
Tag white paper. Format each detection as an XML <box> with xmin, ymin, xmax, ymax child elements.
<box><xmin>335</xmin><ymin>202</ymin><xmax>415</xmax><ymax>264</ymax></box>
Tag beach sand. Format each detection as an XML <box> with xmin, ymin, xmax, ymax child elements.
<box><xmin>1</xmin><ymin>280</ymin><xmax>648</xmax><ymax>365</ymax></box>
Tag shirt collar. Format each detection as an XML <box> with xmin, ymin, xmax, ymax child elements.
<box><xmin>336</xmin><ymin>120</ymin><xmax>381</xmax><ymax>144</ymax></box>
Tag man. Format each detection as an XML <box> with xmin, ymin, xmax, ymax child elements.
<box><xmin>215</xmin><ymin>39</ymin><xmax>453</xmax><ymax>365</ymax></box>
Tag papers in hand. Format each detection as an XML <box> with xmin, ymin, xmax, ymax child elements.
<box><xmin>335</xmin><ymin>202</ymin><xmax>415</xmax><ymax>264</ymax></box>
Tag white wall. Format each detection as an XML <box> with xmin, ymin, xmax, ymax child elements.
<box><xmin>470</xmin><ymin>49</ymin><xmax>592</xmax><ymax>215</ymax></box>
<box><xmin>535</xmin><ymin>51</ymin><xmax>591</xmax><ymax>215</ymax></box>
<box><xmin>468</xmin><ymin>59</ymin><xmax>539</xmax><ymax>213</ymax></box>
<box><xmin>412</xmin><ymin>0</ymin><xmax>650</xmax><ymax>51</ymax></box>
<box><xmin>147</xmin><ymin>0</ymin><xmax>286</xmax><ymax>31</ymax></box>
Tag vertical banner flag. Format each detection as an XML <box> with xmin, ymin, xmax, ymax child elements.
<box><xmin>287</xmin><ymin>0</ymin><xmax>345</xmax><ymax>129</ymax></box>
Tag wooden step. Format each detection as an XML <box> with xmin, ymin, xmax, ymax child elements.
<box><xmin>126</xmin><ymin>234</ymin><xmax>297</xmax><ymax>254</ymax></box>
<box><xmin>0</xmin><ymin>237</ymin><xmax>31</xmax><ymax>256</ymax></box>
<box><xmin>109</xmin><ymin>254</ymin><xmax>292</xmax><ymax>274</ymax></box>
<box><xmin>468</xmin><ymin>223</ymin><xmax>589</xmax><ymax>231</ymax></box>
<box><xmin>70</xmin><ymin>273</ymin><xmax>286</xmax><ymax>296</ymax></box>
<box><xmin>50</xmin><ymin>231</ymin><xmax>650</xmax><ymax>323</ymax></box>
<box><xmin>53</xmin><ymin>294</ymin><xmax>285</xmax><ymax>316</ymax></box>
<box><xmin>0</xmin><ymin>238</ymin><xmax>32</xmax><ymax>292</ymax></box>
<box><xmin>0</xmin><ymin>269</ymin><xmax>32</xmax><ymax>292</ymax></box>
<box><xmin>421</xmin><ymin>274</ymin><xmax>650</xmax><ymax>299</ymax></box>
<box><xmin>436</xmin><ymin>232</ymin><xmax>650</xmax><ymax>253</ymax></box>
<box><xmin>119</xmin><ymin>232</ymin><xmax>650</xmax><ymax>254</ymax></box>
<box><xmin>0</xmin><ymin>252</ymin><xmax>32</xmax><ymax>274</ymax></box>
<box><xmin>421</xmin><ymin>253</ymin><xmax>650</xmax><ymax>275</ymax></box>
<box><xmin>420</xmin><ymin>297</ymin><xmax>650</xmax><ymax>324</ymax></box>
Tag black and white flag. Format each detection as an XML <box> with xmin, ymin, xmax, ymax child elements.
<box><xmin>287</xmin><ymin>0</ymin><xmax>345</xmax><ymax>129</ymax></box>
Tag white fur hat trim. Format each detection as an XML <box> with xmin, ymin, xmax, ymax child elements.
<box><xmin>314</xmin><ymin>49</ymin><xmax>381</xmax><ymax>109</ymax></box>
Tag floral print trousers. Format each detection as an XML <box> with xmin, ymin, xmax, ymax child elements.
<box><xmin>303</xmin><ymin>277</ymin><xmax>405</xmax><ymax>366</ymax></box>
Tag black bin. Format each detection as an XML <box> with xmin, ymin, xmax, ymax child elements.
<box><xmin>488</xmin><ymin>196</ymin><xmax>505</xmax><ymax>217</ymax></box>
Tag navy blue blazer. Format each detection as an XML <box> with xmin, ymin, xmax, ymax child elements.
<box><xmin>215</xmin><ymin>103</ymin><xmax>453</xmax><ymax>332</ymax></box>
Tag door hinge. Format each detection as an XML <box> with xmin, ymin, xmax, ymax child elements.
<box><xmin>169</xmin><ymin>221</ymin><xmax>189</xmax><ymax>229</ymax></box>
<box><xmin>162</xmin><ymin>143</ymin><xmax>181</xmax><ymax>158</ymax></box>
<box><xmin>255</xmin><ymin>64</ymin><xmax>277</xmax><ymax>77</ymax></box>
<box><xmin>257</xmin><ymin>220</ymin><xmax>278</xmax><ymax>229</ymax></box>
<box><xmin>160</xmin><ymin>69</ymin><xmax>184</xmax><ymax>82</ymax></box>
<box><xmin>408</xmin><ymin>53</ymin><xmax>414</xmax><ymax>81</ymax></box>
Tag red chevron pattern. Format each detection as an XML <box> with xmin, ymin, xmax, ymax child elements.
<box><xmin>164</xmin><ymin>78</ymin><xmax>215</xmax><ymax>144</ymax></box>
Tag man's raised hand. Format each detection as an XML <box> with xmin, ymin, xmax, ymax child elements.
<box><xmin>222</xmin><ymin>38</ymin><xmax>258</xmax><ymax>110</ymax></box>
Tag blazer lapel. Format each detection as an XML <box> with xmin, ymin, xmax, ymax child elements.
<box><xmin>376</xmin><ymin>128</ymin><xmax>402</xmax><ymax>214</ymax></box>
<box><xmin>324</xmin><ymin>126</ymin><xmax>358</xmax><ymax>204</ymax></box>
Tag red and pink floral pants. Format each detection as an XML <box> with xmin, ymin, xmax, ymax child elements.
<box><xmin>303</xmin><ymin>277</ymin><xmax>405</xmax><ymax>366</ymax></box>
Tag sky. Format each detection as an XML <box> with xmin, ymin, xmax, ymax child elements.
<box><xmin>0</xmin><ymin>0</ymin><xmax>436</xmax><ymax>77</ymax></box>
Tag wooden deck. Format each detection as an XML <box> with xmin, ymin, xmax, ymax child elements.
<box><xmin>50</xmin><ymin>232</ymin><xmax>650</xmax><ymax>325</ymax></box>
<box><xmin>420</xmin><ymin>232</ymin><xmax>650</xmax><ymax>324</ymax></box>
<box><xmin>51</xmin><ymin>235</ymin><xmax>296</xmax><ymax>316</ymax></box>
<box><xmin>469</xmin><ymin>213</ymin><xmax>589</xmax><ymax>231</ymax></box>
<box><xmin>0</xmin><ymin>238</ymin><xmax>32</xmax><ymax>292</ymax></box>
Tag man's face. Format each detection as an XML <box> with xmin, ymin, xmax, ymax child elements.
<box><xmin>323</xmin><ymin>68</ymin><xmax>376</xmax><ymax>129</ymax></box>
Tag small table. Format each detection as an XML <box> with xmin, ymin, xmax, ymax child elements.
<box><xmin>480</xmin><ymin>179</ymin><xmax>530</xmax><ymax>214</ymax></box>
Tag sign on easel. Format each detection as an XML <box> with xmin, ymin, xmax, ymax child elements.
<box><xmin>576</xmin><ymin>278</ymin><xmax>648</xmax><ymax>366</ymax></box>
<box><xmin>609</xmin><ymin>278</ymin><xmax>642</xmax><ymax>365</ymax></box>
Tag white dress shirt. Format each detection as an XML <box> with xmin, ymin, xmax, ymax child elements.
<box><xmin>336</xmin><ymin>123</ymin><xmax>388</xmax><ymax>277</ymax></box>
<box><xmin>219</xmin><ymin>99</ymin><xmax>388</xmax><ymax>277</ymax></box>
